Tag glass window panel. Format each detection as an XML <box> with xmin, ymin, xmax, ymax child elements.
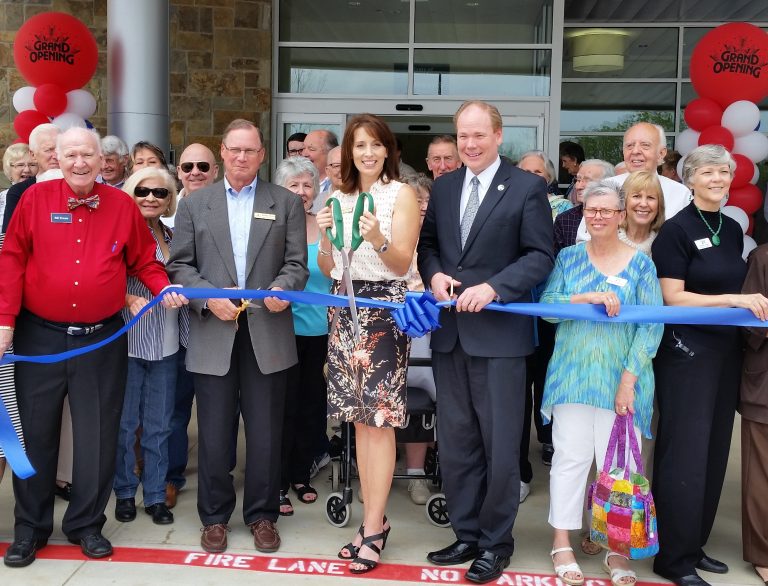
<box><xmin>559</xmin><ymin>135</ymin><xmax>625</xmax><ymax>176</ymax></box>
<box><xmin>279</xmin><ymin>0</ymin><xmax>408</xmax><ymax>43</ymax></box>
<box><xmin>278</xmin><ymin>48</ymin><xmax>408</xmax><ymax>95</ymax></box>
<box><xmin>414</xmin><ymin>49</ymin><xmax>551</xmax><ymax>97</ymax></box>
<box><xmin>682</xmin><ymin>28</ymin><xmax>713</xmax><ymax>78</ymax></box>
<box><xmin>415</xmin><ymin>0</ymin><xmax>553</xmax><ymax>44</ymax></box>
<box><xmin>501</xmin><ymin>126</ymin><xmax>539</xmax><ymax>163</ymax></box>
<box><xmin>561</xmin><ymin>82</ymin><xmax>676</xmax><ymax>133</ymax></box>
<box><xmin>563</xmin><ymin>28</ymin><xmax>678</xmax><ymax>79</ymax></box>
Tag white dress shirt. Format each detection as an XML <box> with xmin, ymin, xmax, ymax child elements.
<box><xmin>460</xmin><ymin>156</ymin><xmax>502</xmax><ymax>219</ymax></box>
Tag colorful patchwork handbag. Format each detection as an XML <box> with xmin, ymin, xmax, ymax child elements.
<box><xmin>588</xmin><ymin>412</ymin><xmax>658</xmax><ymax>560</ymax></box>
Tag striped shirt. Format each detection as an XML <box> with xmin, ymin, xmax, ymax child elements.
<box><xmin>123</xmin><ymin>223</ymin><xmax>189</xmax><ymax>361</ymax></box>
<box><xmin>0</xmin><ymin>232</ymin><xmax>25</xmax><ymax>457</ymax></box>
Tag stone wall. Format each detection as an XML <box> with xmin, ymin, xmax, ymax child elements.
<box><xmin>0</xmin><ymin>0</ymin><xmax>272</xmax><ymax>168</ymax></box>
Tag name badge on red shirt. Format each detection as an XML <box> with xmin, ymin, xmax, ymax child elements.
<box><xmin>51</xmin><ymin>213</ymin><xmax>72</xmax><ymax>223</ymax></box>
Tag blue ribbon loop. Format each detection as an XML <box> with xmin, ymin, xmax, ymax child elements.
<box><xmin>1</xmin><ymin>286</ymin><xmax>765</xmax><ymax>479</ymax></box>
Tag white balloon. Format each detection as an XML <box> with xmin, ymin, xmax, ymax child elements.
<box><xmin>65</xmin><ymin>89</ymin><xmax>97</xmax><ymax>119</ymax></box>
<box><xmin>51</xmin><ymin>113</ymin><xmax>87</xmax><ymax>131</ymax></box>
<box><xmin>721</xmin><ymin>100</ymin><xmax>762</xmax><ymax>137</ymax></box>
<box><xmin>676</xmin><ymin>154</ymin><xmax>686</xmax><ymax>182</ymax></box>
<box><xmin>743</xmin><ymin>234</ymin><xmax>758</xmax><ymax>260</ymax></box>
<box><xmin>734</xmin><ymin>131</ymin><xmax>768</xmax><ymax>163</ymax></box>
<box><xmin>753</xmin><ymin>164</ymin><xmax>761</xmax><ymax>185</ymax></box>
<box><xmin>12</xmin><ymin>86</ymin><xmax>36</xmax><ymax>113</ymax></box>
<box><xmin>722</xmin><ymin>205</ymin><xmax>749</xmax><ymax>233</ymax></box>
<box><xmin>675</xmin><ymin>129</ymin><xmax>700</xmax><ymax>156</ymax></box>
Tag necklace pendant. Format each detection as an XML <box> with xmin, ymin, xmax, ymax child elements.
<box><xmin>711</xmin><ymin>234</ymin><xmax>720</xmax><ymax>246</ymax></box>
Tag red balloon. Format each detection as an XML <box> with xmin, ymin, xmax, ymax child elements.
<box><xmin>729</xmin><ymin>184</ymin><xmax>763</xmax><ymax>215</ymax></box>
<box><xmin>33</xmin><ymin>83</ymin><xmax>67</xmax><ymax>117</ymax></box>
<box><xmin>684</xmin><ymin>98</ymin><xmax>723</xmax><ymax>131</ymax></box>
<box><xmin>13</xmin><ymin>12</ymin><xmax>98</xmax><ymax>91</ymax></box>
<box><xmin>732</xmin><ymin>153</ymin><xmax>755</xmax><ymax>189</ymax></box>
<box><xmin>690</xmin><ymin>23</ymin><xmax>768</xmax><ymax>108</ymax></box>
<box><xmin>698</xmin><ymin>125</ymin><xmax>734</xmax><ymax>151</ymax></box>
<box><xmin>13</xmin><ymin>110</ymin><xmax>50</xmax><ymax>143</ymax></box>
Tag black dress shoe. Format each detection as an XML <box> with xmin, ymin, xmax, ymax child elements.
<box><xmin>672</xmin><ymin>574</ymin><xmax>711</xmax><ymax>586</ymax></box>
<box><xmin>427</xmin><ymin>540</ymin><xmax>479</xmax><ymax>566</ymax></box>
<box><xmin>145</xmin><ymin>503</ymin><xmax>174</xmax><ymax>525</ymax></box>
<box><xmin>55</xmin><ymin>482</ymin><xmax>72</xmax><ymax>501</ymax></box>
<box><xmin>3</xmin><ymin>537</ymin><xmax>48</xmax><ymax>568</ymax></box>
<box><xmin>696</xmin><ymin>554</ymin><xmax>728</xmax><ymax>574</ymax></box>
<box><xmin>69</xmin><ymin>533</ymin><xmax>113</xmax><ymax>558</ymax></box>
<box><xmin>115</xmin><ymin>497</ymin><xmax>137</xmax><ymax>522</ymax></box>
<box><xmin>465</xmin><ymin>550</ymin><xmax>510</xmax><ymax>584</ymax></box>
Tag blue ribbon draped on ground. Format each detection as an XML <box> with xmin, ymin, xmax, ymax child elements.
<box><xmin>1</xmin><ymin>287</ymin><xmax>766</xmax><ymax>478</ymax></box>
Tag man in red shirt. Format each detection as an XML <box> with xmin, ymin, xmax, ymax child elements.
<box><xmin>0</xmin><ymin>127</ymin><xmax>187</xmax><ymax>568</ymax></box>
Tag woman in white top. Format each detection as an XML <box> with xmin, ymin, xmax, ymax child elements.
<box><xmin>317</xmin><ymin>114</ymin><xmax>420</xmax><ymax>574</ymax></box>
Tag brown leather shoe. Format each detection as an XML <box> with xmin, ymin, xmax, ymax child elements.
<box><xmin>249</xmin><ymin>519</ymin><xmax>281</xmax><ymax>553</ymax></box>
<box><xmin>201</xmin><ymin>524</ymin><xmax>229</xmax><ymax>553</ymax></box>
<box><xmin>165</xmin><ymin>483</ymin><xmax>179</xmax><ymax>509</ymax></box>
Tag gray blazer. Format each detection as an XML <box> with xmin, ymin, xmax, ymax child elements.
<box><xmin>167</xmin><ymin>179</ymin><xmax>308</xmax><ymax>376</ymax></box>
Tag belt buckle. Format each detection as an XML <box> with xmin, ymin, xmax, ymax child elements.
<box><xmin>66</xmin><ymin>326</ymin><xmax>83</xmax><ymax>336</ymax></box>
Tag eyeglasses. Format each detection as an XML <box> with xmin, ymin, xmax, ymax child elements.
<box><xmin>134</xmin><ymin>186</ymin><xmax>170</xmax><ymax>199</ymax></box>
<box><xmin>222</xmin><ymin>144</ymin><xmax>263</xmax><ymax>158</ymax></box>
<box><xmin>326</xmin><ymin>163</ymin><xmax>341</xmax><ymax>170</ymax></box>
<box><xmin>583</xmin><ymin>207</ymin><xmax>621</xmax><ymax>219</ymax></box>
<box><xmin>180</xmin><ymin>161</ymin><xmax>211</xmax><ymax>173</ymax></box>
<box><xmin>10</xmin><ymin>162</ymin><xmax>38</xmax><ymax>169</ymax></box>
<box><xmin>287</xmin><ymin>148</ymin><xmax>303</xmax><ymax>156</ymax></box>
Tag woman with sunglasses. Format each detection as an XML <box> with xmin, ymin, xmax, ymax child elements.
<box><xmin>113</xmin><ymin>167</ymin><xmax>188</xmax><ymax>526</ymax></box>
<box><xmin>541</xmin><ymin>180</ymin><xmax>663</xmax><ymax>586</ymax></box>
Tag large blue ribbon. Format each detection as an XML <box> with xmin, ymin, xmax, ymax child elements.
<box><xmin>1</xmin><ymin>287</ymin><xmax>765</xmax><ymax>479</ymax></box>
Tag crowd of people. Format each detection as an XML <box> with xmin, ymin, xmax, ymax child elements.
<box><xmin>0</xmin><ymin>100</ymin><xmax>766</xmax><ymax>586</ymax></box>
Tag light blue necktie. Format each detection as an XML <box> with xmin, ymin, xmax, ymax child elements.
<box><xmin>460</xmin><ymin>176</ymin><xmax>480</xmax><ymax>248</ymax></box>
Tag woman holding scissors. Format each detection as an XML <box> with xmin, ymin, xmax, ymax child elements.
<box><xmin>317</xmin><ymin>114</ymin><xmax>420</xmax><ymax>574</ymax></box>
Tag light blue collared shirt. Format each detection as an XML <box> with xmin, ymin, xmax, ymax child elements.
<box><xmin>224</xmin><ymin>175</ymin><xmax>258</xmax><ymax>289</ymax></box>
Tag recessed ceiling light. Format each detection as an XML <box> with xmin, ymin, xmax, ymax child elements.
<box><xmin>348</xmin><ymin>1</ymin><xmax>360</xmax><ymax>6</ymax></box>
<box><xmin>466</xmin><ymin>2</ymin><xmax>480</xmax><ymax>6</ymax></box>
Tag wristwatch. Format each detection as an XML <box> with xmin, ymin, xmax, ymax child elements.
<box><xmin>374</xmin><ymin>239</ymin><xmax>389</xmax><ymax>253</ymax></box>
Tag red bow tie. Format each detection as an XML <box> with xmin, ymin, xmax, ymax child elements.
<box><xmin>67</xmin><ymin>194</ymin><xmax>100</xmax><ymax>211</ymax></box>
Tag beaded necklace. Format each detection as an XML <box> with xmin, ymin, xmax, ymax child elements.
<box><xmin>695</xmin><ymin>204</ymin><xmax>722</xmax><ymax>246</ymax></box>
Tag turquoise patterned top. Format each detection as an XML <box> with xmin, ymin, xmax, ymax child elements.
<box><xmin>549</xmin><ymin>194</ymin><xmax>574</xmax><ymax>220</ymax></box>
<box><xmin>540</xmin><ymin>243</ymin><xmax>664</xmax><ymax>437</ymax></box>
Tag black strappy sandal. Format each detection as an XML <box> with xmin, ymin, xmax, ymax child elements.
<box><xmin>291</xmin><ymin>483</ymin><xmax>318</xmax><ymax>504</ymax></box>
<box><xmin>349</xmin><ymin>531</ymin><xmax>386</xmax><ymax>574</ymax></box>
<box><xmin>278</xmin><ymin>490</ymin><xmax>294</xmax><ymax>516</ymax></box>
<box><xmin>338</xmin><ymin>524</ymin><xmax>364</xmax><ymax>560</ymax></box>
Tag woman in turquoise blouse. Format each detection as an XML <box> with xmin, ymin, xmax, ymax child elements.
<box><xmin>540</xmin><ymin>180</ymin><xmax>663</xmax><ymax>586</ymax></box>
<box><xmin>274</xmin><ymin>157</ymin><xmax>333</xmax><ymax>515</ymax></box>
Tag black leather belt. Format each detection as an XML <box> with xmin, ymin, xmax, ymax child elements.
<box><xmin>24</xmin><ymin>311</ymin><xmax>121</xmax><ymax>336</ymax></box>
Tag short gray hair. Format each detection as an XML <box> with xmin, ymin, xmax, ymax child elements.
<box><xmin>582</xmin><ymin>180</ymin><xmax>625</xmax><ymax>210</ymax></box>
<box><xmin>274</xmin><ymin>156</ymin><xmax>319</xmax><ymax>195</ymax></box>
<box><xmin>56</xmin><ymin>127</ymin><xmax>102</xmax><ymax>158</ymax></box>
<box><xmin>682</xmin><ymin>144</ymin><xmax>735</xmax><ymax>188</ymax></box>
<box><xmin>29</xmin><ymin>123</ymin><xmax>60</xmax><ymax>152</ymax></box>
<box><xmin>101</xmin><ymin>135</ymin><xmax>128</xmax><ymax>157</ymax></box>
<box><xmin>579</xmin><ymin>158</ymin><xmax>615</xmax><ymax>180</ymax></box>
<box><xmin>518</xmin><ymin>150</ymin><xmax>557</xmax><ymax>184</ymax></box>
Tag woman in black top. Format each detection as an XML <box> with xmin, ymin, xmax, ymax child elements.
<box><xmin>651</xmin><ymin>144</ymin><xmax>768</xmax><ymax>586</ymax></box>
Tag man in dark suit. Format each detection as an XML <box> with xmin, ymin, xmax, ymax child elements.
<box><xmin>167</xmin><ymin>119</ymin><xmax>308</xmax><ymax>555</ymax></box>
<box><xmin>418</xmin><ymin>101</ymin><xmax>554</xmax><ymax>584</ymax></box>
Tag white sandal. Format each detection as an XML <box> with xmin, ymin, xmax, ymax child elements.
<box><xmin>551</xmin><ymin>547</ymin><xmax>585</xmax><ymax>586</ymax></box>
<box><xmin>603</xmin><ymin>551</ymin><xmax>638</xmax><ymax>586</ymax></box>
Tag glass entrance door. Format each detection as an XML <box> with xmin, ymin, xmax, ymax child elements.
<box><xmin>272</xmin><ymin>99</ymin><xmax>546</xmax><ymax>176</ymax></box>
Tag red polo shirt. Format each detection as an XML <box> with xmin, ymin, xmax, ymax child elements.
<box><xmin>0</xmin><ymin>179</ymin><xmax>170</xmax><ymax>327</ymax></box>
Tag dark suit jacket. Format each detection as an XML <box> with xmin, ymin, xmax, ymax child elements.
<box><xmin>167</xmin><ymin>178</ymin><xmax>308</xmax><ymax>376</ymax></box>
<box><xmin>2</xmin><ymin>177</ymin><xmax>36</xmax><ymax>232</ymax></box>
<box><xmin>417</xmin><ymin>159</ymin><xmax>554</xmax><ymax>358</ymax></box>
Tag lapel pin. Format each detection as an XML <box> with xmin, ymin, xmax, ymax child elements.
<box><xmin>497</xmin><ymin>184</ymin><xmax>505</xmax><ymax>191</ymax></box>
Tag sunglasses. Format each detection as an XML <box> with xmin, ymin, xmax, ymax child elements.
<box><xmin>180</xmin><ymin>161</ymin><xmax>211</xmax><ymax>173</ymax></box>
<box><xmin>134</xmin><ymin>186</ymin><xmax>170</xmax><ymax>199</ymax></box>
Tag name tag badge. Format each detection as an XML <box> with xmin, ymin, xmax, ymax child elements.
<box><xmin>51</xmin><ymin>212</ymin><xmax>72</xmax><ymax>224</ymax></box>
<box><xmin>694</xmin><ymin>237</ymin><xmax>713</xmax><ymax>250</ymax></box>
<box><xmin>606</xmin><ymin>275</ymin><xmax>628</xmax><ymax>288</ymax></box>
<box><xmin>253</xmin><ymin>212</ymin><xmax>276</xmax><ymax>221</ymax></box>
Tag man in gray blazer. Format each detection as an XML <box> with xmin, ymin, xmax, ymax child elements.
<box><xmin>167</xmin><ymin>119</ymin><xmax>308</xmax><ymax>555</ymax></box>
<box><xmin>418</xmin><ymin>101</ymin><xmax>554</xmax><ymax>584</ymax></box>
